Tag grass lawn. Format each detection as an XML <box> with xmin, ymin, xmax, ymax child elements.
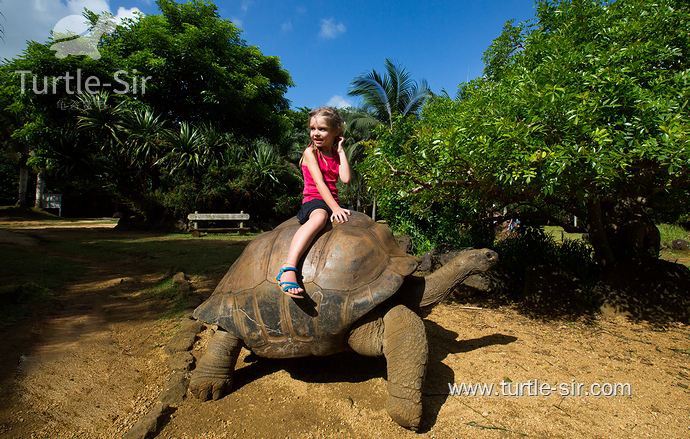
<box><xmin>543</xmin><ymin>223</ymin><xmax>690</xmax><ymax>268</ymax></box>
<box><xmin>0</xmin><ymin>219</ymin><xmax>255</xmax><ymax>327</ymax></box>
<box><xmin>543</xmin><ymin>225</ymin><xmax>585</xmax><ymax>242</ymax></box>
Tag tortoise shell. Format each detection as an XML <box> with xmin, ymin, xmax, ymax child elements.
<box><xmin>193</xmin><ymin>212</ymin><xmax>417</xmax><ymax>358</ymax></box>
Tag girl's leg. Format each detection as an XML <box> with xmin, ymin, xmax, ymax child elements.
<box><xmin>279</xmin><ymin>209</ymin><xmax>329</xmax><ymax>296</ymax></box>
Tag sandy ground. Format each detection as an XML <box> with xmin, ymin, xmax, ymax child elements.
<box><xmin>0</xmin><ymin>219</ymin><xmax>119</xmax><ymax>230</ymax></box>
<box><xmin>0</xmin><ymin>226</ymin><xmax>688</xmax><ymax>438</ymax></box>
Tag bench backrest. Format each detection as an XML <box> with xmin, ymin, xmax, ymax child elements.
<box><xmin>187</xmin><ymin>213</ymin><xmax>250</xmax><ymax>221</ymax></box>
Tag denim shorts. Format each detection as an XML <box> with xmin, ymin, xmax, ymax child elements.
<box><xmin>296</xmin><ymin>199</ymin><xmax>332</xmax><ymax>225</ymax></box>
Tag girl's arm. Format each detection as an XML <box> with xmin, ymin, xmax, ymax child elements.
<box><xmin>303</xmin><ymin>148</ymin><xmax>350</xmax><ymax>223</ymax></box>
<box><xmin>336</xmin><ymin>137</ymin><xmax>351</xmax><ymax>184</ymax></box>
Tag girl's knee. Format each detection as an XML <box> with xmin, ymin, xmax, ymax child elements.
<box><xmin>309</xmin><ymin>209</ymin><xmax>329</xmax><ymax>227</ymax></box>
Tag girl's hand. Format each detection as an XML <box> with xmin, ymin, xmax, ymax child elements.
<box><xmin>336</xmin><ymin>136</ymin><xmax>346</xmax><ymax>154</ymax></box>
<box><xmin>331</xmin><ymin>207</ymin><xmax>351</xmax><ymax>223</ymax></box>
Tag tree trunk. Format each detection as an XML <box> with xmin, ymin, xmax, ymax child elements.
<box><xmin>586</xmin><ymin>198</ymin><xmax>616</xmax><ymax>269</ymax></box>
<box><xmin>34</xmin><ymin>171</ymin><xmax>45</xmax><ymax>209</ymax></box>
<box><xmin>586</xmin><ymin>197</ymin><xmax>660</xmax><ymax>271</ymax></box>
<box><xmin>372</xmin><ymin>196</ymin><xmax>377</xmax><ymax>221</ymax></box>
<box><xmin>16</xmin><ymin>165</ymin><xmax>29</xmax><ymax>207</ymax></box>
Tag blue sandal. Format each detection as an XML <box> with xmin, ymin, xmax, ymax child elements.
<box><xmin>276</xmin><ymin>266</ymin><xmax>302</xmax><ymax>294</ymax></box>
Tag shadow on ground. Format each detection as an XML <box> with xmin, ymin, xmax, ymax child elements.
<box><xmin>225</xmin><ymin>321</ymin><xmax>516</xmax><ymax>432</ymax></box>
<box><xmin>0</xmin><ymin>226</ymin><xmax>248</xmax><ymax>396</ymax></box>
<box><xmin>452</xmin><ymin>259</ymin><xmax>690</xmax><ymax>326</ymax></box>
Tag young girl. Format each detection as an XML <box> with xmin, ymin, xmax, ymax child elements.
<box><xmin>276</xmin><ymin>107</ymin><xmax>351</xmax><ymax>298</ymax></box>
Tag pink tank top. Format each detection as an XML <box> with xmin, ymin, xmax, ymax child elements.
<box><xmin>302</xmin><ymin>150</ymin><xmax>340</xmax><ymax>204</ymax></box>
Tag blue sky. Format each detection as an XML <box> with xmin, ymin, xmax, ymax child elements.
<box><xmin>2</xmin><ymin>0</ymin><xmax>538</xmax><ymax>109</ymax></box>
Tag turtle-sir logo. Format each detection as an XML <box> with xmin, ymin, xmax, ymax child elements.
<box><xmin>15</xmin><ymin>12</ymin><xmax>151</xmax><ymax>98</ymax></box>
<box><xmin>49</xmin><ymin>14</ymin><xmax>116</xmax><ymax>60</ymax></box>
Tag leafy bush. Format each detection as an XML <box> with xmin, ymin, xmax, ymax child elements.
<box><xmin>363</xmin><ymin>117</ymin><xmax>497</xmax><ymax>253</ymax></box>
<box><xmin>485</xmin><ymin>227</ymin><xmax>601</xmax><ymax>318</ymax></box>
<box><xmin>362</xmin><ymin>0</ymin><xmax>690</xmax><ymax>268</ymax></box>
<box><xmin>493</xmin><ymin>227</ymin><xmax>598</xmax><ymax>294</ymax></box>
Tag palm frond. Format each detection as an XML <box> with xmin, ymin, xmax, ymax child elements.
<box><xmin>402</xmin><ymin>79</ymin><xmax>432</xmax><ymax>116</ymax></box>
<box><xmin>349</xmin><ymin>60</ymin><xmax>430</xmax><ymax>126</ymax></box>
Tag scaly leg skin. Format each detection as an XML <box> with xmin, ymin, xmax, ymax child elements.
<box><xmin>382</xmin><ymin>305</ymin><xmax>428</xmax><ymax>431</ymax></box>
<box><xmin>189</xmin><ymin>330</ymin><xmax>242</xmax><ymax>401</ymax></box>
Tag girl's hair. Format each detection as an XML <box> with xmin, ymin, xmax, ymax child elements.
<box><xmin>308</xmin><ymin>107</ymin><xmax>345</xmax><ymax>138</ymax></box>
<box><xmin>300</xmin><ymin>106</ymin><xmax>346</xmax><ymax>166</ymax></box>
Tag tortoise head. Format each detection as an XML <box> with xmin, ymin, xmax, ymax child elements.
<box><xmin>447</xmin><ymin>248</ymin><xmax>499</xmax><ymax>277</ymax></box>
<box><xmin>419</xmin><ymin>249</ymin><xmax>498</xmax><ymax>308</ymax></box>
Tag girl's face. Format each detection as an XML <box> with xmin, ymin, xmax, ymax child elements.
<box><xmin>309</xmin><ymin>115</ymin><xmax>338</xmax><ymax>149</ymax></box>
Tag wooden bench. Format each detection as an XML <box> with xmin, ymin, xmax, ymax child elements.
<box><xmin>187</xmin><ymin>211</ymin><xmax>250</xmax><ymax>235</ymax></box>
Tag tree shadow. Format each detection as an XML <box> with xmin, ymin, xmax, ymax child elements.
<box><xmin>420</xmin><ymin>321</ymin><xmax>516</xmax><ymax>432</ymax></box>
<box><xmin>0</xmin><ymin>226</ymin><xmax>248</xmax><ymax>402</ymax></box>
<box><xmin>451</xmin><ymin>259</ymin><xmax>690</xmax><ymax>326</ymax></box>
<box><xmin>600</xmin><ymin>259</ymin><xmax>690</xmax><ymax>325</ymax></box>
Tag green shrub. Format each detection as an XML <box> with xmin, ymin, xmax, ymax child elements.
<box><xmin>492</xmin><ymin>227</ymin><xmax>598</xmax><ymax>301</ymax></box>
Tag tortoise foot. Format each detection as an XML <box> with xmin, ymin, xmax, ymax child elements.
<box><xmin>189</xmin><ymin>373</ymin><xmax>231</xmax><ymax>401</ymax></box>
<box><xmin>188</xmin><ymin>330</ymin><xmax>242</xmax><ymax>401</ymax></box>
<box><xmin>386</xmin><ymin>395</ymin><xmax>422</xmax><ymax>431</ymax></box>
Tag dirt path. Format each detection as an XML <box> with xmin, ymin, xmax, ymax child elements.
<box><xmin>0</xmin><ymin>227</ymin><xmax>688</xmax><ymax>438</ymax></box>
<box><xmin>0</xmin><ymin>248</ymin><xmax>179</xmax><ymax>438</ymax></box>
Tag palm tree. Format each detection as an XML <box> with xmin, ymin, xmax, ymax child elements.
<box><xmin>348</xmin><ymin>59</ymin><xmax>431</xmax><ymax>219</ymax></box>
<box><xmin>348</xmin><ymin>58</ymin><xmax>431</xmax><ymax>129</ymax></box>
<box><xmin>198</xmin><ymin>123</ymin><xmax>234</xmax><ymax>169</ymax></box>
<box><xmin>250</xmin><ymin>139</ymin><xmax>284</xmax><ymax>191</ymax></box>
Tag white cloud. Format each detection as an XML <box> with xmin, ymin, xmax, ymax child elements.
<box><xmin>114</xmin><ymin>7</ymin><xmax>142</xmax><ymax>25</ymax></box>
<box><xmin>281</xmin><ymin>21</ymin><xmax>293</xmax><ymax>32</ymax></box>
<box><xmin>0</xmin><ymin>0</ymin><xmax>142</xmax><ymax>61</ymax></box>
<box><xmin>326</xmin><ymin>95</ymin><xmax>352</xmax><ymax>109</ymax></box>
<box><xmin>240</xmin><ymin>0</ymin><xmax>253</xmax><ymax>12</ymax></box>
<box><xmin>231</xmin><ymin>17</ymin><xmax>243</xmax><ymax>29</ymax></box>
<box><xmin>319</xmin><ymin>18</ymin><xmax>346</xmax><ymax>39</ymax></box>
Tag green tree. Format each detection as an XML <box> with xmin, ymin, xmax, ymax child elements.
<box><xmin>337</xmin><ymin>107</ymin><xmax>378</xmax><ymax>212</ymax></box>
<box><xmin>364</xmin><ymin>0</ymin><xmax>690</xmax><ymax>266</ymax></box>
<box><xmin>348</xmin><ymin>60</ymin><xmax>431</xmax><ymax>220</ymax></box>
<box><xmin>107</xmin><ymin>0</ymin><xmax>292</xmax><ymax>141</ymax></box>
<box><xmin>0</xmin><ymin>1</ymin><xmax>296</xmax><ymax>224</ymax></box>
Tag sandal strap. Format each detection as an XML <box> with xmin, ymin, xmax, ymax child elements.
<box><xmin>276</xmin><ymin>266</ymin><xmax>299</xmax><ymax>281</ymax></box>
<box><xmin>279</xmin><ymin>281</ymin><xmax>301</xmax><ymax>292</ymax></box>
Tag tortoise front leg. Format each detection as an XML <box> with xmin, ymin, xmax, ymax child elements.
<box><xmin>189</xmin><ymin>330</ymin><xmax>242</xmax><ymax>401</ymax></box>
<box><xmin>348</xmin><ymin>305</ymin><xmax>428</xmax><ymax>430</ymax></box>
<box><xmin>382</xmin><ymin>305</ymin><xmax>428</xmax><ymax>431</ymax></box>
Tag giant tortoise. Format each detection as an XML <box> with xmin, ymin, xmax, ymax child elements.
<box><xmin>190</xmin><ymin>212</ymin><xmax>497</xmax><ymax>430</ymax></box>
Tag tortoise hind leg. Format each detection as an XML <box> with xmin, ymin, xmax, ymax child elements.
<box><xmin>347</xmin><ymin>305</ymin><xmax>428</xmax><ymax>430</ymax></box>
<box><xmin>189</xmin><ymin>330</ymin><xmax>242</xmax><ymax>401</ymax></box>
